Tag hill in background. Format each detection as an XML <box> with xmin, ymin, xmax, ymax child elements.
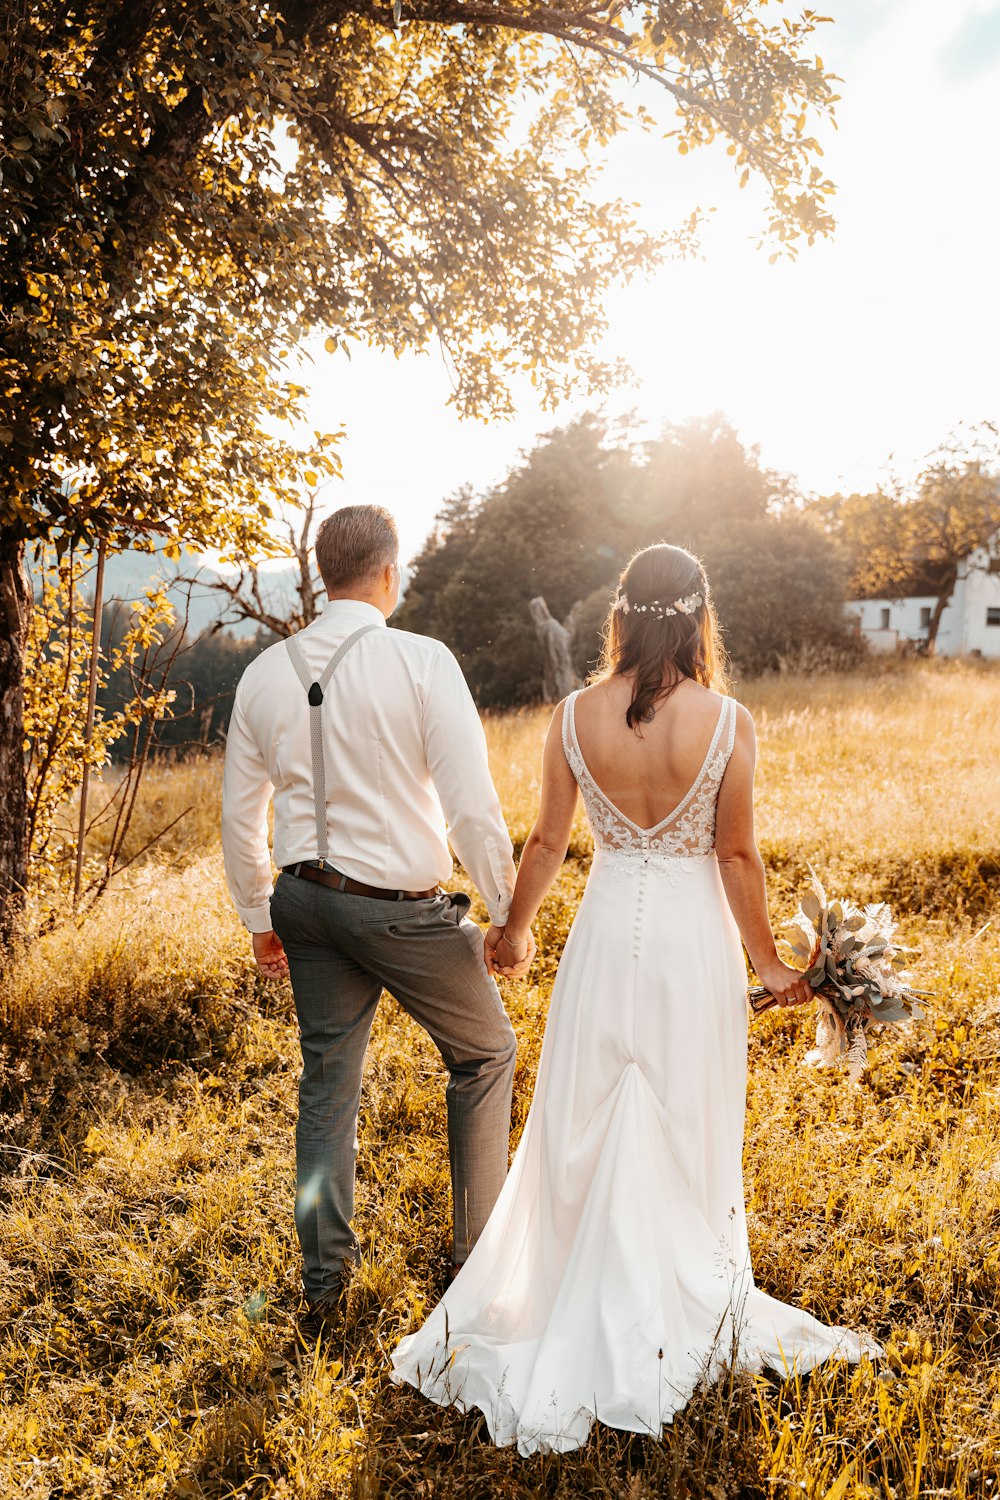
<box><xmin>95</xmin><ymin>548</ymin><xmax>301</xmax><ymax>638</ymax></box>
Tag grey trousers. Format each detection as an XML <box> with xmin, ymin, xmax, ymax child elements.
<box><xmin>269</xmin><ymin>871</ymin><xmax>517</xmax><ymax>1304</ymax></box>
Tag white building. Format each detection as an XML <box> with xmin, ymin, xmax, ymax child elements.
<box><xmin>846</xmin><ymin>536</ymin><xmax>1000</xmax><ymax>657</ymax></box>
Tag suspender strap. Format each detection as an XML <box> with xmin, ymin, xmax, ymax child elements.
<box><xmin>284</xmin><ymin>623</ymin><xmax>379</xmax><ymax>862</ymax></box>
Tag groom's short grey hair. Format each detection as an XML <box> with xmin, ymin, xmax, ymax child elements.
<box><xmin>315</xmin><ymin>505</ymin><xmax>399</xmax><ymax>593</ymax></box>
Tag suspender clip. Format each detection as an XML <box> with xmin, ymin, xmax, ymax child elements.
<box><xmin>307</xmin><ymin>682</ymin><xmax>324</xmax><ymax>707</ymax></box>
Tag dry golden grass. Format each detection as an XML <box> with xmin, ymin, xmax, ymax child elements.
<box><xmin>66</xmin><ymin>755</ymin><xmax>225</xmax><ymax>875</ymax></box>
<box><xmin>491</xmin><ymin>659</ymin><xmax>1000</xmax><ymax>916</ymax></box>
<box><xmin>1</xmin><ymin>661</ymin><xmax>999</xmax><ymax>1500</ymax></box>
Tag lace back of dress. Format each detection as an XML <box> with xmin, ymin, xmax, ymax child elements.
<box><xmin>562</xmin><ymin>690</ymin><xmax>737</xmax><ymax>860</ymax></box>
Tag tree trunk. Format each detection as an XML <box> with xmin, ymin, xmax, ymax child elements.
<box><xmin>926</xmin><ymin>566</ymin><xmax>959</xmax><ymax>655</ymax></box>
<box><xmin>529</xmin><ymin>596</ymin><xmax>582</xmax><ymax>701</ymax></box>
<box><xmin>0</xmin><ymin>531</ymin><xmax>31</xmax><ymax>947</ymax></box>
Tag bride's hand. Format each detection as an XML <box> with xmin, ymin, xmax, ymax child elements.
<box><xmin>755</xmin><ymin>958</ymin><xmax>813</xmax><ymax>1008</ymax></box>
<box><xmin>489</xmin><ymin>928</ymin><xmax>536</xmax><ymax>979</ymax></box>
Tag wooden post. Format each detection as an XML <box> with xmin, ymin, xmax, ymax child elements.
<box><xmin>73</xmin><ymin>539</ymin><xmax>107</xmax><ymax>908</ymax></box>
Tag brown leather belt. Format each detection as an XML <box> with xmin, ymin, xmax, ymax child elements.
<box><xmin>282</xmin><ymin>862</ymin><xmax>438</xmax><ymax>902</ymax></box>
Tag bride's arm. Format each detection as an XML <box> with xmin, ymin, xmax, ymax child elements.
<box><xmin>715</xmin><ymin>704</ymin><xmax>813</xmax><ymax>1008</ymax></box>
<box><xmin>492</xmin><ymin>701</ymin><xmax>579</xmax><ymax>975</ymax></box>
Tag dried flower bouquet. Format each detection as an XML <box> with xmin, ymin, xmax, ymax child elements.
<box><xmin>749</xmin><ymin>873</ymin><xmax>928</xmax><ymax>1083</ymax></box>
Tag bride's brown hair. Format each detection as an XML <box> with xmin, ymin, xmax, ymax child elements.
<box><xmin>595</xmin><ymin>543</ymin><xmax>729</xmax><ymax>730</ymax></box>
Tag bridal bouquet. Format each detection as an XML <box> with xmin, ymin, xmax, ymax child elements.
<box><xmin>749</xmin><ymin>874</ymin><xmax>928</xmax><ymax>1083</ymax></box>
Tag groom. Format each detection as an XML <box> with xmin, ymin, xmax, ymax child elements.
<box><xmin>221</xmin><ymin>504</ymin><xmax>531</xmax><ymax>1324</ymax></box>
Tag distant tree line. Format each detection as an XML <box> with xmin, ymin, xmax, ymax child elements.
<box><xmin>396</xmin><ymin>414</ymin><xmax>862</xmax><ymax>707</ymax></box>
<box><xmin>97</xmin><ymin>612</ymin><xmax>274</xmax><ymax>757</ymax></box>
<box><xmin>95</xmin><ymin>414</ymin><xmax>1000</xmax><ymax>735</ymax></box>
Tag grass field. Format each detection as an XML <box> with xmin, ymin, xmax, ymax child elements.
<box><xmin>1</xmin><ymin>661</ymin><xmax>999</xmax><ymax>1500</ymax></box>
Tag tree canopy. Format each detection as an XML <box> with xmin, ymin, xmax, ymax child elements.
<box><xmin>397</xmin><ymin>413</ymin><xmax>859</xmax><ymax>701</ymax></box>
<box><xmin>0</xmin><ymin>0</ymin><xmax>838</xmax><ymax>936</ymax></box>
<box><xmin>1</xmin><ymin>0</ymin><xmax>837</xmax><ymax>553</ymax></box>
<box><xmin>824</xmin><ymin>427</ymin><xmax>1000</xmax><ymax>651</ymax></box>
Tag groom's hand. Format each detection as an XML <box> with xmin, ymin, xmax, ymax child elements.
<box><xmin>484</xmin><ymin>925</ymin><xmax>506</xmax><ymax>975</ymax></box>
<box><xmin>252</xmin><ymin>929</ymin><xmax>289</xmax><ymax>980</ymax></box>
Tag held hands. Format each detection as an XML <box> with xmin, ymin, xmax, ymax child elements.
<box><xmin>754</xmin><ymin>956</ymin><xmax>813</xmax><ymax>1009</ymax></box>
<box><xmin>484</xmin><ymin>924</ymin><xmax>536</xmax><ymax>979</ymax></box>
<box><xmin>252</xmin><ymin>929</ymin><xmax>289</xmax><ymax>980</ymax></box>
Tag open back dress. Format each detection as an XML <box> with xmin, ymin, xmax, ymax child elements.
<box><xmin>391</xmin><ymin>690</ymin><xmax>879</xmax><ymax>1456</ymax></box>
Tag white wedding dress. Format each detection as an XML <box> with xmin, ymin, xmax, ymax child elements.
<box><xmin>391</xmin><ymin>691</ymin><xmax>879</xmax><ymax>1455</ymax></box>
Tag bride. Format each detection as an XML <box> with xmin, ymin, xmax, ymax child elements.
<box><xmin>391</xmin><ymin>543</ymin><xmax>880</xmax><ymax>1456</ymax></box>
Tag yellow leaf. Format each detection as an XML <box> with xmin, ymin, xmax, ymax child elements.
<box><xmin>324</xmin><ymin>336</ymin><xmax>337</xmax><ymax>354</ymax></box>
<box><xmin>304</xmin><ymin>469</ymin><xmax>318</xmax><ymax>487</ymax></box>
<box><xmin>821</xmin><ymin>1469</ymin><xmax>855</xmax><ymax>1500</ymax></box>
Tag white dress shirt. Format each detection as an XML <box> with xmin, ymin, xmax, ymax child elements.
<box><xmin>221</xmin><ymin>599</ymin><xmax>516</xmax><ymax>932</ymax></box>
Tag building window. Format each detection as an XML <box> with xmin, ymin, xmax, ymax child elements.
<box><xmin>987</xmin><ymin>607</ymin><xmax>1000</xmax><ymax>627</ymax></box>
<box><xmin>880</xmin><ymin>607</ymin><xmax>891</xmax><ymax>630</ymax></box>
<box><xmin>919</xmin><ymin>607</ymin><xmax>932</xmax><ymax>629</ymax></box>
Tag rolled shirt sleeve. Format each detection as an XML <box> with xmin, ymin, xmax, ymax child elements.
<box><xmin>221</xmin><ymin>682</ymin><xmax>277</xmax><ymax>932</ymax></box>
<box><xmin>421</xmin><ymin>646</ymin><xmax>516</xmax><ymax>926</ymax></box>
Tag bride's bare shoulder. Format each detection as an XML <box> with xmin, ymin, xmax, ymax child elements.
<box><xmin>569</xmin><ymin>679</ymin><xmax>625</xmax><ymax>726</ymax></box>
<box><xmin>696</xmin><ymin>686</ymin><xmax>754</xmax><ymax>735</ymax></box>
<box><xmin>573</xmin><ymin>677</ymin><xmax>624</xmax><ymax>707</ymax></box>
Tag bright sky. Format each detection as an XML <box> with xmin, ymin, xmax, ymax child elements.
<box><xmin>291</xmin><ymin>0</ymin><xmax>1000</xmax><ymax>564</ymax></box>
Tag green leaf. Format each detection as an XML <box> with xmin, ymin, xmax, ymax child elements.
<box><xmin>243</xmin><ymin>1291</ymin><xmax>269</xmax><ymax>1323</ymax></box>
<box><xmin>801</xmin><ymin>891</ymin><xmax>821</xmax><ymax>924</ymax></box>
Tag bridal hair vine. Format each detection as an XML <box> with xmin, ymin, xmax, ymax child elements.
<box><xmin>613</xmin><ymin>590</ymin><xmax>704</xmax><ymax>619</ymax></box>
